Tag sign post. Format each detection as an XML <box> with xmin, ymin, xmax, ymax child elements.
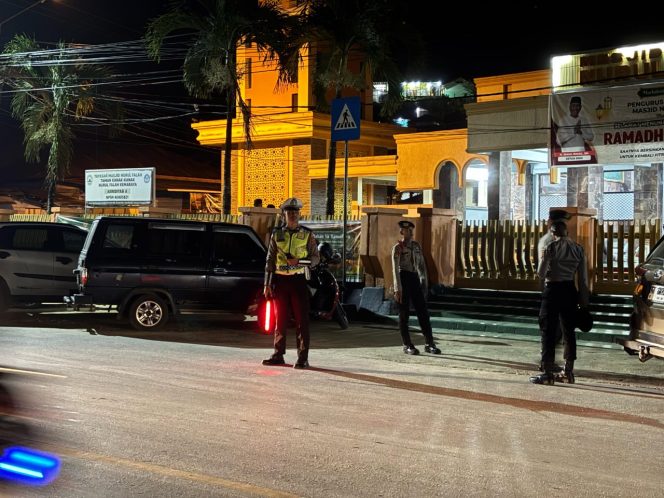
<box><xmin>331</xmin><ymin>97</ymin><xmax>361</xmax><ymax>301</ymax></box>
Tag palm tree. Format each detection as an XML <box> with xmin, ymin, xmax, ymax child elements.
<box><xmin>0</xmin><ymin>35</ymin><xmax>121</xmax><ymax>213</ymax></box>
<box><xmin>294</xmin><ymin>0</ymin><xmax>419</xmax><ymax>216</ymax></box>
<box><xmin>145</xmin><ymin>0</ymin><xmax>298</xmax><ymax>215</ymax></box>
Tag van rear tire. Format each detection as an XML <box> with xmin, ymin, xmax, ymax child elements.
<box><xmin>128</xmin><ymin>294</ymin><xmax>169</xmax><ymax>331</ymax></box>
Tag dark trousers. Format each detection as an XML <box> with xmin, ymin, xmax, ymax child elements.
<box><xmin>273</xmin><ymin>274</ymin><xmax>310</xmax><ymax>361</ymax></box>
<box><xmin>398</xmin><ymin>270</ymin><xmax>434</xmax><ymax>346</ymax></box>
<box><xmin>538</xmin><ymin>281</ymin><xmax>578</xmax><ymax>370</ymax></box>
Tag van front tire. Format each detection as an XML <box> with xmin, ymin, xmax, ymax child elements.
<box><xmin>128</xmin><ymin>294</ymin><xmax>169</xmax><ymax>331</ymax></box>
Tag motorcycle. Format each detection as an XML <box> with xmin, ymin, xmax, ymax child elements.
<box><xmin>255</xmin><ymin>243</ymin><xmax>349</xmax><ymax>333</ymax></box>
<box><xmin>308</xmin><ymin>243</ymin><xmax>349</xmax><ymax>329</ymax></box>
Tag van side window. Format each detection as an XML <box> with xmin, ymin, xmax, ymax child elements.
<box><xmin>148</xmin><ymin>226</ymin><xmax>205</xmax><ymax>258</ymax></box>
<box><xmin>213</xmin><ymin>231</ymin><xmax>265</xmax><ymax>265</ymax></box>
<box><xmin>62</xmin><ymin>229</ymin><xmax>86</xmax><ymax>252</ymax></box>
<box><xmin>12</xmin><ymin>228</ymin><xmax>49</xmax><ymax>251</ymax></box>
<box><xmin>103</xmin><ymin>224</ymin><xmax>135</xmax><ymax>250</ymax></box>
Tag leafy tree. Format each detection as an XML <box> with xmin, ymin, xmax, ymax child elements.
<box><xmin>145</xmin><ymin>0</ymin><xmax>298</xmax><ymax>215</ymax></box>
<box><xmin>293</xmin><ymin>0</ymin><xmax>420</xmax><ymax>216</ymax></box>
<box><xmin>0</xmin><ymin>35</ymin><xmax>121</xmax><ymax>213</ymax></box>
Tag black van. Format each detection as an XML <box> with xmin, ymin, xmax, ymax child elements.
<box><xmin>67</xmin><ymin>217</ymin><xmax>266</xmax><ymax>330</ymax></box>
<box><xmin>623</xmin><ymin>234</ymin><xmax>664</xmax><ymax>361</ymax></box>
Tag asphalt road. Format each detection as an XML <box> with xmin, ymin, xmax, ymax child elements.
<box><xmin>0</xmin><ymin>310</ymin><xmax>662</xmax><ymax>497</ymax></box>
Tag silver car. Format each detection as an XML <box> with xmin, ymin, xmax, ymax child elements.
<box><xmin>624</xmin><ymin>235</ymin><xmax>664</xmax><ymax>361</ymax></box>
<box><xmin>0</xmin><ymin>222</ymin><xmax>87</xmax><ymax>311</ymax></box>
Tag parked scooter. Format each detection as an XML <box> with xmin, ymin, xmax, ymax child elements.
<box><xmin>308</xmin><ymin>243</ymin><xmax>349</xmax><ymax>329</ymax></box>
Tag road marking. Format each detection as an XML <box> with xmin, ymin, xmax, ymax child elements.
<box><xmin>39</xmin><ymin>444</ymin><xmax>298</xmax><ymax>498</ymax></box>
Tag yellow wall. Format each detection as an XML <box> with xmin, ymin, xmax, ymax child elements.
<box><xmin>394</xmin><ymin>130</ymin><xmax>488</xmax><ymax>190</ymax></box>
<box><xmin>474</xmin><ymin>69</ymin><xmax>551</xmax><ymax>103</ymax></box>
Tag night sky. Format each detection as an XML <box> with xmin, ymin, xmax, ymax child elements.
<box><xmin>3</xmin><ymin>0</ymin><xmax>664</xmax><ymax>80</ymax></box>
<box><xmin>1</xmin><ymin>0</ymin><xmax>664</xmax><ymax>165</ymax></box>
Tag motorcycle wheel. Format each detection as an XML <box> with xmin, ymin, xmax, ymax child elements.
<box><xmin>333</xmin><ymin>304</ymin><xmax>349</xmax><ymax>330</ymax></box>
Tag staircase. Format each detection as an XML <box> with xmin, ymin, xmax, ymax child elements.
<box><xmin>396</xmin><ymin>288</ymin><xmax>633</xmax><ymax>348</ymax></box>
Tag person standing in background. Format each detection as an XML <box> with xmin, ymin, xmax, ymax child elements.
<box><xmin>391</xmin><ymin>220</ymin><xmax>441</xmax><ymax>356</ymax></box>
<box><xmin>531</xmin><ymin>220</ymin><xmax>589</xmax><ymax>385</ymax></box>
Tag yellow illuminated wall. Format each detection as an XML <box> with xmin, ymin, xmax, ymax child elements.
<box><xmin>475</xmin><ymin>69</ymin><xmax>551</xmax><ymax>103</ymax></box>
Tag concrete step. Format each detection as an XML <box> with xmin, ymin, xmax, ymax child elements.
<box><xmin>383</xmin><ymin>314</ymin><xmax>628</xmax><ymax>348</ymax></box>
<box><xmin>423</xmin><ymin>289</ymin><xmax>632</xmax><ymax>345</ymax></box>
<box><xmin>426</xmin><ymin>308</ymin><xmax>630</xmax><ymax>327</ymax></box>
<box><xmin>427</xmin><ymin>302</ymin><xmax>631</xmax><ymax>323</ymax></box>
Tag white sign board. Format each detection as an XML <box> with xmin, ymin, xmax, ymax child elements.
<box><xmin>550</xmin><ymin>82</ymin><xmax>664</xmax><ymax>166</ymax></box>
<box><xmin>85</xmin><ymin>168</ymin><xmax>155</xmax><ymax>206</ymax></box>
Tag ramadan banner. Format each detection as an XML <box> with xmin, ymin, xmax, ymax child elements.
<box><xmin>550</xmin><ymin>83</ymin><xmax>664</xmax><ymax>166</ymax></box>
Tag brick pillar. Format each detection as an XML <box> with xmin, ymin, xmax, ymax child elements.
<box><xmin>634</xmin><ymin>163</ymin><xmax>662</xmax><ymax>220</ymax></box>
<box><xmin>550</xmin><ymin>206</ymin><xmax>597</xmax><ymax>292</ymax></box>
<box><xmin>487</xmin><ymin>152</ymin><xmax>500</xmax><ymax>220</ymax></box>
<box><xmin>415</xmin><ymin>207</ymin><xmax>434</xmax><ymax>285</ymax></box>
<box><xmin>360</xmin><ymin>206</ymin><xmax>408</xmax><ymax>295</ymax></box>
<box><xmin>430</xmin><ymin>208</ymin><xmax>457</xmax><ymax>287</ymax></box>
<box><xmin>238</xmin><ymin>206</ymin><xmax>281</xmax><ymax>246</ymax></box>
<box><xmin>499</xmin><ymin>151</ymin><xmax>512</xmax><ymax>220</ymax></box>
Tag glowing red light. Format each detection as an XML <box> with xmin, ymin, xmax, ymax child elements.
<box><xmin>263</xmin><ymin>299</ymin><xmax>272</xmax><ymax>333</ymax></box>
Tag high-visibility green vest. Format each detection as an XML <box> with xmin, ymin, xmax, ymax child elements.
<box><xmin>275</xmin><ymin>227</ymin><xmax>311</xmax><ymax>274</ymax></box>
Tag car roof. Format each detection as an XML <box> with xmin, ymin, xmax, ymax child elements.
<box><xmin>0</xmin><ymin>222</ymin><xmax>85</xmax><ymax>231</ymax></box>
<box><xmin>94</xmin><ymin>216</ymin><xmax>252</xmax><ymax>231</ymax></box>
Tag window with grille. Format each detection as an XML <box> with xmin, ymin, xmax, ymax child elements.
<box><xmin>603</xmin><ymin>169</ymin><xmax>634</xmax><ymax>221</ymax></box>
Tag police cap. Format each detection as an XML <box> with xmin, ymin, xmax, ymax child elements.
<box><xmin>398</xmin><ymin>220</ymin><xmax>415</xmax><ymax>229</ymax></box>
<box><xmin>280</xmin><ymin>197</ymin><xmax>303</xmax><ymax>211</ymax></box>
<box><xmin>548</xmin><ymin>209</ymin><xmax>571</xmax><ymax>221</ymax></box>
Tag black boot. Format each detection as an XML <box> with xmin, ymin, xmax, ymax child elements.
<box><xmin>562</xmin><ymin>360</ymin><xmax>575</xmax><ymax>384</ymax></box>
<box><xmin>529</xmin><ymin>371</ymin><xmax>555</xmax><ymax>385</ymax></box>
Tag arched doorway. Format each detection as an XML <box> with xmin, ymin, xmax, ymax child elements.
<box><xmin>463</xmin><ymin>160</ymin><xmax>488</xmax><ymax>221</ymax></box>
<box><xmin>433</xmin><ymin>161</ymin><xmax>463</xmax><ymax>218</ymax></box>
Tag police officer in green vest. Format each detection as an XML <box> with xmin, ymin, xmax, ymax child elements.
<box><xmin>262</xmin><ymin>198</ymin><xmax>320</xmax><ymax>369</ymax></box>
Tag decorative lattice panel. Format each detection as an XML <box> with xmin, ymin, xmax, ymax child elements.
<box><xmin>333</xmin><ymin>179</ymin><xmax>352</xmax><ymax>218</ymax></box>
<box><xmin>244</xmin><ymin>147</ymin><xmax>288</xmax><ymax>207</ymax></box>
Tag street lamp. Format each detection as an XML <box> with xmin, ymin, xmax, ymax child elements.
<box><xmin>0</xmin><ymin>0</ymin><xmax>48</xmax><ymax>34</ymax></box>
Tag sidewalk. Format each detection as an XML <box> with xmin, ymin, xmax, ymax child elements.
<box><xmin>312</xmin><ymin>315</ymin><xmax>664</xmax><ymax>388</ymax></box>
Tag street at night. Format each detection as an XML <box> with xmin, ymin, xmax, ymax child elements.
<box><xmin>1</xmin><ymin>311</ymin><xmax>662</xmax><ymax>497</ymax></box>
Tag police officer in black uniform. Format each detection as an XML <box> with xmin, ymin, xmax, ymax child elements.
<box><xmin>531</xmin><ymin>220</ymin><xmax>589</xmax><ymax>384</ymax></box>
<box><xmin>391</xmin><ymin>220</ymin><xmax>441</xmax><ymax>356</ymax></box>
<box><xmin>262</xmin><ymin>198</ymin><xmax>319</xmax><ymax>369</ymax></box>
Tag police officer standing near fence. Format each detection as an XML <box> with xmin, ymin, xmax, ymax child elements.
<box><xmin>262</xmin><ymin>198</ymin><xmax>319</xmax><ymax>369</ymax></box>
<box><xmin>391</xmin><ymin>220</ymin><xmax>441</xmax><ymax>356</ymax></box>
<box><xmin>531</xmin><ymin>220</ymin><xmax>589</xmax><ymax>385</ymax></box>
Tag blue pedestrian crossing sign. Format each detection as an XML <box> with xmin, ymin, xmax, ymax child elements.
<box><xmin>331</xmin><ymin>97</ymin><xmax>361</xmax><ymax>141</ymax></box>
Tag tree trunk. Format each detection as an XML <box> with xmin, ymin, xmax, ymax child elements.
<box><xmin>46</xmin><ymin>180</ymin><xmax>55</xmax><ymax>214</ymax></box>
<box><xmin>222</xmin><ymin>86</ymin><xmax>234</xmax><ymax>215</ymax></box>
